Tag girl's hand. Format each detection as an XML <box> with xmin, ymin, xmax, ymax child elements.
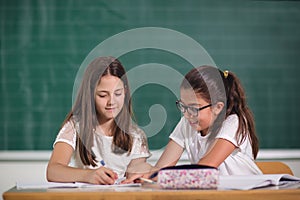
<box><xmin>122</xmin><ymin>158</ymin><xmax>151</xmax><ymax>184</ymax></box>
<box><xmin>85</xmin><ymin>166</ymin><xmax>118</xmax><ymax>185</ymax></box>
<box><xmin>121</xmin><ymin>173</ymin><xmax>143</xmax><ymax>184</ymax></box>
<box><xmin>122</xmin><ymin>169</ymin><xmax>159</xmax><ymax>184</ymax></box>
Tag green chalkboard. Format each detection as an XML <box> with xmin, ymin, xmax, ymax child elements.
<box><xmin>1</xmin><ymin>0</ymin><xmax>300</xmax><ymax>150</ymax></box>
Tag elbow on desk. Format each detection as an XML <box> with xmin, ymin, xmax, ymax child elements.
<box><xmin>45</xmin><ymin>162</ymin><xmax>67</xmax><ymax>182</ymax></box>
<box><xmin>46</xmin><ymin>163</ymin><xmax>54</xmax><ymax>182</ymax></box>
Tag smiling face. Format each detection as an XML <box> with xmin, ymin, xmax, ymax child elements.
<box><xmin>180</xmin><ymin>88</ymin><xmax>215</xmax><ymax>135</ymax></box>
<box><xmin>95</xmin><ymin>75</ymin><xmax>125</xmax><ymax>123</ymax></box>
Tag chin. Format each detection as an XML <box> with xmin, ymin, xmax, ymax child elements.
<box><xmin>189</xmin><ymin>124</ymin><xmax>199</xmax><ymax>131</ymax></box>
<box><xmin>101</xmin><ymin>112</ymin><xmax>114</xmax><ymax>119</ymax></box>
<box><xmin>192</xmin><ymin>125</ymin><xmax>202</xmax><ymax>132</ymax></box>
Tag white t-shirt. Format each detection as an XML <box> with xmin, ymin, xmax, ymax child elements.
<box><xmin>54</xmin><ymin>118</ymin><xmax>151</xmax><ymax>178</ymax></box>
<box><xmin>170</xmin><ymin>114</ymin><xmax>262</xmax><ymax>175</ymax></box>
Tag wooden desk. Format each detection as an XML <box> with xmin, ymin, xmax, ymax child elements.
<box><xmin>3</xmin><ymin>184</ymin><xmax>300</xmax><ymax>200</ymax></box>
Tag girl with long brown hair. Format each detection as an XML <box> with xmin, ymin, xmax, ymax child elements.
<box><xmin>47</xmin><ymin>56</ymin><xmax>151</xmax><ymax>184</ymax></box>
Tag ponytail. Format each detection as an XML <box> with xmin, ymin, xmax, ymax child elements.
<box><xmin>221</xmin><ymin>70</ymin><xmax>259</xmax><ymax>159</ymax></box>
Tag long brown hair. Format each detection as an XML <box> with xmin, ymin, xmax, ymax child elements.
<box><xmin>181</xmin><ymin>65</ymin><xmax>259</xmax><ymax>159</ymax></box>
<box><xmin>63</xmin><ymin>56</ymin><xmax>133</xmax><ymax>166</ymax></box>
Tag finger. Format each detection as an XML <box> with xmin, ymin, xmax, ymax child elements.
<box><xmin>128</xmin><ymin>173</ymin><xmax>144</xmax><ymax>183</ymax></box>
<box><xmin>95</xmin><ymin>167</ymin><xmax>115</xmax><ymax>185</ymax></box>
<box><xmin>121</xmin><ymin>178</ymin><xmax>133</xmax><ymax>184</ymax></box>
<box><xmin>99</xmin><ymin>172</ymin><xmax>115</xmax><ymax>185</ymax></box>
<box><xmin>103</xmin><ymin>168</ymin><xmax>118</xmax><ymax>180</ymax></box>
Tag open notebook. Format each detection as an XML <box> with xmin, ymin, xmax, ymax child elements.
<box><xmin>218</xmin><ymin>174</ymin><xmax>300</xmax><ymax>190</ymax></box>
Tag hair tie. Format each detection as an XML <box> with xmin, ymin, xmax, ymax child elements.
<box><xmin>223</xmin><ymin>70</ymin><xmax>229</xmax><ymax>78</ymax></box>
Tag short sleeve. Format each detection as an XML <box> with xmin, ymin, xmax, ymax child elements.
<box><xmin>216</xmin><ymin>114</ymin><xmax>239</xmax><ymax>147</ymax></box>
<box><xmin>130</xmin><ymin>126</ymin><xmax>151</xmax><ymax>159</ymax></box>
<box><xmin>53</xmin><ymin>120</ymin><xmax>77</xmax><ymax>150</ymax></box>
<box><xmin>169</xmin><ymin>117</ymin><xmax>186</xmax><ymax>148</ymax></box>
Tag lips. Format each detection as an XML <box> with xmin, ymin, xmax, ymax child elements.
<box><xmin>189</xmin><ymin>120</ymin><xmax>198</xmax><ymax>125</ymax></box>
<box><xmin>105</xmin><ymin>107</ymin><xmax>116</xmax><ymax>111</ymax></box>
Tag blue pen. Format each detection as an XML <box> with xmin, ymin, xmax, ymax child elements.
<box><xmin>100</xmin><ymin>160</ymin><xmax>105</xmax><ymax>166</ymax></box>
<box><xmin>100</xmin><ymin>160</ymin><xmax>112</xmax><ymax>178</ymax></box>
<box><xmin>149</xmin><ymin>171</ymin><xmax>158</xmax><ymax>179</ymax></box>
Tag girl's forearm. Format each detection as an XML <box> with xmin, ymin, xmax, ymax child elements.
<box><xmin>155</xmin><ymin>140</ymin><xmax>183</xmax><ymax>168</ymax></box>
<box><xmin>46</xmin><ymin>163</ymin><xmax>91</xmax><ymax>183</ymax></box>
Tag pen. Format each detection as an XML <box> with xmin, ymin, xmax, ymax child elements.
<box><xmin>149</xmin><ymin>171</ymin><xmax>158</xmax><ymax>179</ymax></box>
<box><xmin>138</xmin><ymin>177</ymin><xmax>156</xmax><ymax>184</ymax></box>
<box><xmin>100</xmin><ymin>160</ymin><xmax>111</xmax><ymax>178</ymax></box>
<box><xmin>100</xmin><ymin>160</ymin><xmax>105</xmax><ymax>166</ymax></box>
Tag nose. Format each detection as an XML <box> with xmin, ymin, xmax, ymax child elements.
<box><xmin>107</xmin><ymin>95</ymin><xmax>116</xmax><ymax>105</ymax></box>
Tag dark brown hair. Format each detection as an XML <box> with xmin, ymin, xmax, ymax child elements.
<box><xmin>181</xmin><ymin>65</ymin><xmax>259</xmax><ymax>159</ymax></box>
<box><xmin>63</xmin><ymin>56</ymin><xmax>133</xmax><ymax>166</ymax></box>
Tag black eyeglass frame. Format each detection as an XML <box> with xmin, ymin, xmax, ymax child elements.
<box><xmin>175</xmin><ymin>100</ymin><xmax>212</xmax><ymax>117</ymax></box>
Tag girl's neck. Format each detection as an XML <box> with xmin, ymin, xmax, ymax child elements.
<box><xmin>199</xmin><ymin>128</ymin><xmax>208</xmax><ymax>136</ymax></box>
<box><xmin>97</xmin><ymin>118</ymin><xmax>114</xmax><ymax>136</ymax></box>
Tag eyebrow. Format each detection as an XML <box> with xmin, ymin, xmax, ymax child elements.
<box><xmin>180</xmin><ymin>100</ymin><xmax>201</xmax><ymax>107</ymax></box>
<box><xmin>96</xmin><ymin>88</ymin><xmax>124</xmax><ymax>93</ymax></box>
<box><xmin>187</xmin><ymin>103</ymin><xmax>202</xmax><ymax>107</ymax></box>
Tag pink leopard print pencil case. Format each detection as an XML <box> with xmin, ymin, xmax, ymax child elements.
<box><xmin>157</xmin><ymin>164</ymin><xmax>219</xmax><ymax>189</ymax></box>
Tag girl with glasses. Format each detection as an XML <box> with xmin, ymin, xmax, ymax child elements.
<box><xmin>154</xmin><ymin>65</ymin><xmax>262</xmax><ymax>175</ymax></box>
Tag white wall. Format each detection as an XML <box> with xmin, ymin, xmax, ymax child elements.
<box><xmin>1</xmin><ymin>150</ymin><xmax>300</xmax><ymax>200</ymax></box>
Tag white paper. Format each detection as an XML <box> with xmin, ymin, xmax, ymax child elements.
<box><xmin>16</xmin><ymin>181</ymin><xmax>78</xmax><ymax>189</ymax></box>
<box><xmin>16</xmin><ymin>179</ymin><xmax>141</xmax><ymax>189</ymax></box>
<box><xmin>218</xmin><ymin>174</ymin><xmax>300</xmax><ymax>190</ymax></box>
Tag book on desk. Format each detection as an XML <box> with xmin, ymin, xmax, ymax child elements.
<box><xmin>218</xmin><ymin>174</ymin><xmax>300</xmax><ymax>190</ymax></box>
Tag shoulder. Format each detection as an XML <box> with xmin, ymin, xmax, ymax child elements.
<box><xmin>61</xmin><ymin>117</ymin><xmax>77</xmax><ymax>133</ymax></box>
<box><xmin>217</xmin><ymin>114</ymin><xmax>239</xmax><ymax>135</ymax></box>
<box><xmin>169</xmin><ymin>117</ymin><xmax>194</xmax><ymax>148</ymax></box>
<box><xmin>173</xmin><ymin>116</ymin><xmax>190</xmax><ymax>130</ymax></box>
<box><xmin>223</xmin><ymin>114</ymin><xmax>239</xmax><ymax>127</ymax></box>
<box><xmin>54</xmin><ymin>117</ymin><xmax>78</xmax><ymax>150</ymax></box>
<box><xmin>129</xmin><ymin>123</ymin><xmax>147</xmax><ymax>139</ymax></box>
<box><xmin>70</xmin><ymin>115</ymin><xmax>79</xmax><ymax>129</ymax></box>
<box><xmin>129</xmin><ymin>123</ymin><xmax>150</xmax><ymax>155</ymax></box>
<box><xmin>216</xmin><ymin>114</ymin><xmax>239</xmax><ymax>146</ymax></box>
<box><xmin>226</xmin><ymin>114</ymin><xmax>238</xmax><ymax>121</ymax></box>
<box><xmin>172</xmin><ymin>116</ymin><xmax>192</xmax><ymax>134</ymax></box>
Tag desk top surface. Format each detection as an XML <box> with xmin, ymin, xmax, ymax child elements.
<box><xmin>3</xmin><ymin>182</ymin><xmax>300</xmax><ymax>200</ymax></box>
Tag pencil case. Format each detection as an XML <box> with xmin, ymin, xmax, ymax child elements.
<box><xmin>157</xmin><ymin>164</ymin><xmax>219</xmax><ymax>189</ymax></box>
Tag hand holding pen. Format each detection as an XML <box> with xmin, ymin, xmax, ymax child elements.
<box><xmin>88</xmin><ymin>160</ymin><xmax>118</xmax><ymax>185</ymax></box>
<box><xmin>133</xmin><ymin>171</ymin><xmax>159</xmax><ymax>184</ymax></box>
<box><xmin>122</xmin><ymin>168</ymin><xmax>159</xmax><ymax>184</ymax></box>
<box><xmin>138</xmin><ymin>170</ymin><xmax>158</xmax><ymax>183</ymax></box>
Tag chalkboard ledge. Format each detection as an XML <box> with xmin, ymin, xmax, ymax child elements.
<box><xmin>0</xmin><ymin>149</ymin><xmax>300</xmax><ymax>162</ymax></box>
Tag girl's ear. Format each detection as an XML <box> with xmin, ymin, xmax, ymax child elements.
<box><xmin>213</xmin><ymin>102</ymin><xmax>224</xmax><ymax>116</ymax></box>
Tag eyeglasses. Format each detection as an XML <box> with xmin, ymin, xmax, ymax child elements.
<box><xmin>176</xmin><ymin>100</ymin><xmax>212</xmax><ymax>117</ymax></box>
